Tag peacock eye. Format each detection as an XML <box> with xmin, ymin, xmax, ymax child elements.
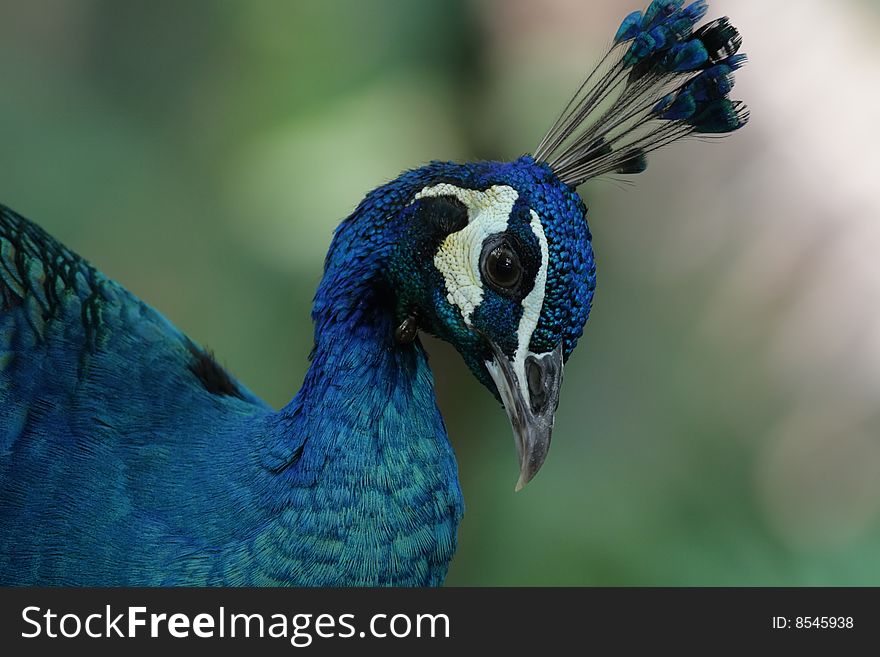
<box><xmin>482</xmin><ymin>241</ymin><xmax>522</xmax><ymax>291</ymax></box>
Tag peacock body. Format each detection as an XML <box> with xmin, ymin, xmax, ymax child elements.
<box><xmin>0</xmin><ymin>1</ymin><xmax>748</xmax><ymax>586</ymax></box>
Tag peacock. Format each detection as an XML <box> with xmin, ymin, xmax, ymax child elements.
<box><xmin>0</xmin><ymin>1</ymin><xmax>748</xmax><ymax>586</ymax></box>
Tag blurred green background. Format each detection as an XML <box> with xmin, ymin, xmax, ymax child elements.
<box><xmin>2</xmin><ymin>0</ymin><xmax>880</xmax><ymax>585</ymax></box>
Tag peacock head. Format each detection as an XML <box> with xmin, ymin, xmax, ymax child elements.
<box><xmin>383</xmin><ymin>157</ymin><xmax>593</xmax><ymax>492</ymax></box>
<box><xmin>368</xmin><ymin>0</ymin><xmax>749</xmax><ymax>490</ymax></box>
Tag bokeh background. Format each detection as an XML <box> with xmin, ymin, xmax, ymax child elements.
<box><xmin>2</xmin><ymin>0</ymin><xmax>879</xmax><ymax>585</ymax></box>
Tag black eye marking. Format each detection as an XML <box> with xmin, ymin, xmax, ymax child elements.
<box><xmin>417</xmin><ymin>195</ymin><xmax>469</xmax><ymax>236</ymax></box>
<box><xmin>485</xmin><ymin>244</ymin><xmax>521</xmax><ymax>290</ymax></box>
<box><xmin>480</xmin><ymin>234</ymin><xmax>524</xmax><ymax>295</ymax></box>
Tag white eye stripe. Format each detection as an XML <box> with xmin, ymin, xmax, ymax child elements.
<box><xmin>512</xmin><ymin>211</ymin><xmax>550</xmax><ymax>404</ymax></box>
<box><xmin>517</xmin><ymin>211</ymin><xmax>549</xmax><ymax>349</ymax></box>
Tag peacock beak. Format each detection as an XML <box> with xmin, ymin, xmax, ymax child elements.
<box><xmin>484</xmin><ymin>341</ymin><xmax>563</xmax><ymax>491</ymax></box>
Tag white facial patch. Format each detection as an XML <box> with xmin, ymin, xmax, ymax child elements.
<box><xmin>414</xmin><ymin>183</ymin><xmax>550</xmax><ymax>381</ymax></box>
<box><xmin>416</xmin><ymin>183</ymin><xmax>520</xmax><ymax>326</ymax></box>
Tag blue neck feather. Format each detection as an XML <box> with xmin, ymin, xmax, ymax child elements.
<box><xmin>259</xmin><ymin>188</ymin><xmax>463</xmax><ymax>585</ymax></box>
